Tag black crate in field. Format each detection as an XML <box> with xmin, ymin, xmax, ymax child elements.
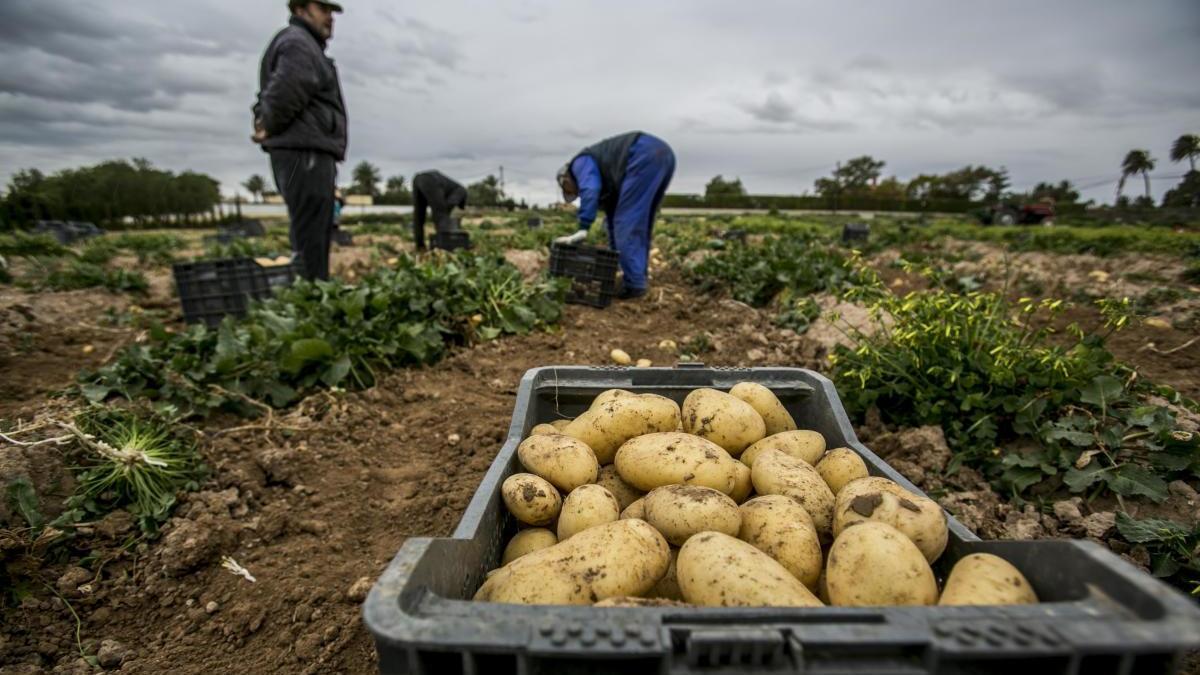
<box><xmin>364</xmin><ymin>366</ymin><xmax>1200</xmax><ymax>675</ymax></box>
<box><xmin>433</xmin><ymin>230</ymin><xmax>471</xmax><ymax>252</ymax></box>
<box><xmin>173</xmin><ymin>257</ymin><xmax>299</xmax><ymax>327</ymax></box>
<box><xmin>549</xmin><ymin>243</ymin><xmax>619</xmax><ymax>308</ymax></box>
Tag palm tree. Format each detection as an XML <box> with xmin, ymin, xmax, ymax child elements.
<box><xmin>1118</xmin><ymin>150</ymin><xmax>1156</xmax><ymax>202</ymax></box>
<box><xmin>1170</xmin><ymin>134</ymin><xmax>1200</xmax><ymax>173</ymax></box>
<box><xmin>242</xmin><ymin>174</ymin><xmax>266</xmax><ymax>203</ymax></box>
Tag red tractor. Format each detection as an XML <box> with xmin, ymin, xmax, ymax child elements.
<box><xmin>978</xmin><ymin>199</ymin><xmax>1056</xmax><ymax>226</ymax></box>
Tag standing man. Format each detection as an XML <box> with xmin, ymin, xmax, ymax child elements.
<box><xmin>411</xmin><ymin>170</ymin><xmax>468</xmax><ymax>252</ymax></box>
<box><xmin>555</xmin><ymin>131</ymin><xmax>675</xmax><ymax>300</ymax></box>
<box><xmin>252</xmin><ymin>0</ymin><xmax>348</xmax><ymax>280</ymax></box>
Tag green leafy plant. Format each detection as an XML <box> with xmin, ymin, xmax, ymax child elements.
<box><xmin>832</xmin><ymin>285</ymin><xmax>1200</xmax><ymax>503</ymax></box>
<box><xmin>18</xmin><ymin>259</ymin><xmax>149</xmax><ymax>294</ymax></box>
<box><xmin>1116</xmin><ymin>512</ymin><xmax>1200</xmax><ymax>594</ymax></box>
<box><xmin>79</xmin><ymin>252</ymin><xmax>567</xmax><ymax>417</ymax></box>
<box><xmin>0</xmin><ymin>232</ymin><xmax>69</xmax><ymax>258</ymax></box>
<box><xmin>54</xmin><ymin>409</ymin><xmax>206</xmax><ymax>534</ymax></box>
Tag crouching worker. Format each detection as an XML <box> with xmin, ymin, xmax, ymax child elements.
<box><xmin>412</xmin><ymin>170</ymin><xmax>468</xmax><ymax>252</ymax></box>
<box><xmin>555</xmin><ymin>131</ymin><xmax>675</xmax><ymax>300</ymax></box>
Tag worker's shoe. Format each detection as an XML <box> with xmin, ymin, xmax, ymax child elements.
<box><xmin>617</xmin><ymin>285</ymin><xmax>647</xmax><ymax>301</ymax></box>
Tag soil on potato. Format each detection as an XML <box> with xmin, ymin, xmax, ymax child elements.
<box><xmin>2</xmin><ymin>244</ymin><xmax>1198</xmax><ymax>674</ymax></box>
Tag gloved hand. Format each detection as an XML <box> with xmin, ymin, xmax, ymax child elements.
<box><xmin>554</xmin><ymin>230</ymin><xmax>588</xmax><ymax>246</ymax></box>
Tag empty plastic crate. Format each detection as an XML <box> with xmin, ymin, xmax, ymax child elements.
<box><xmin>364</xmin><ymin>365</ymin><xmax>1200</xmax><ymax>675</ymax></box>
<box><xmin>172</xmin><ymin>257</ymin><xmax>300</xmax><ymax>327</ymax></box>
<box><xmin>433</xmin><ymin>231</ymin><xmax>472</xmax><ymax>252</ymax></box>
<box><xmin>549</xmin><ymin>243</ymin><xmax>620</xmax><ymax>308</ymax></box>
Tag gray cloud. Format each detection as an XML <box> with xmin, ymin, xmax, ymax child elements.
<box><xmin>1</xmin><ymin>0</ymin><xmax>1198</xmax><ymax>206</ymax></box>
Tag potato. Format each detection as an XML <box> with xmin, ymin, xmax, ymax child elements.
<box><xmin>741</xmin><ymin>431</ymin><xmax>827</xmax><ymax>468</ymax></box>
<box><xmin>833</xmin><ymin>477</ymin><xmax>948</xmax><ymax>563</ymax></box>
<box><xmin>610</xmin><ymin>349</ymin><xmax>633</xmax><ymax>365</ymax></box>
<box><xmin>614</xmin><ymin>432</ymin><xmax>740</xmax><ymax>495</ymax></box>
<box><xmin>529</xmin><ymin>423</ymin><xmax>559</xmax><ymax>436</ymax></box>
<box><xmin>596</xmin><ymin>465</ymin><xmax>645</xmax><ymax>511</ymax></box>
<box><xmin>648</xmin><ymin>548</ymin><xmax>683</xmax><ymax>601</ymax></box>
<box><xmin>681</xmin><ymin>388</ymin><xmax>767</xmax><ymax>456</ymax></box>
<box><xmin>738</xmin><ymin>495</ymin><xmax>823</xmax><ymax>590</ymax></box>
<box><xmin>620</xmin><ymin>497</ymin><xmax>646</xmax><ymax>520</ymax></box>
<box><xmin>501</xmin><ymin>474</ymin><xmax>562</xmax><ymax>526</ymax></box>
<box><xmin>826</xmin><ymin>521</ymin><xmax>938</xmax><ymax>607</ymax></box>
<box><xmin>557</xmin><ymin>484</ymin><xmax>620</xmax><ymax>540</ymax></box>
<box><xmin>677</xmin><ymin>532</ymin><xmax>822</xmax><ymax>607</ymax></box>
<box><xmin>729</xmin><ymin>382</ymin><xmax>797</xmax><ymax>436</ymax></box>
<box><xmin>815</xmin><ymin>448</ymin><xmax>869</xmax><ymax>494</ymax></box>
<box><xmin>564</xmin><ymin>394</ymin><xmax>681</xmax><ymax>464</ymax></box>
<box><xmin>591</xmin><ymin>389</ymin><xmax>633</xmax><ymax>409</ymax></box>
<box><xmin>643</xmin><ymin>485</ymin><xmax>741</xmax><ymax>546</ymax></box>
<box><xmin>939</xmin><ymin>553</ymin><xmax>1038</xmax><ymax>606</ymax></box>
<box><xmin>549</xmin><ymin>419</ymin><xmax>572</xmax><ymax>431</ymax></box>
<box><xmin>730</xmin><ymin>461</ymin><xmax>753</xmax><ymax>504</ymax></box>
<box><xmin>501</xmin><ymin>528</ymin><xmax>557</xmax><ymax>565</ymax></box>
<box><xmin>517</xmin><ymin>434</ymin><xmax>599</xmax><ymax>492</ymax></box>
<box><xmin>594</xmin><ymin>596</ymin><xmax>690</xmax><ymax>608</ymax></box>
<box><xmin>475</xmin><ymin>519</ymin><xmax>670</xmax><ymax>605</ymax></box>
<box><xmin>751</xmin><ymin>449</ymin><xmax>836</xmax><ymax>534</ymax></box>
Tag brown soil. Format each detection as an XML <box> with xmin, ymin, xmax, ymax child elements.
<box><xmin>3</xmin><ymin>243</ymin><xmax>1197</xmax><ymax>674</ymax></box>
<box><xmin>0</xmin><ymin>267</ymin><xmax>802</xmax><ymax>674</ymax></box>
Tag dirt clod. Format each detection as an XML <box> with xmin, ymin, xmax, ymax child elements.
<box><xmin>97</xmin><ymin>639</ymin><xmax>128</xmax><ymax>668</ymax></box>
<box><xmin>346</xmin><ymin>577</ymin><xmax>373</xmax><ymax>603</ymax></box>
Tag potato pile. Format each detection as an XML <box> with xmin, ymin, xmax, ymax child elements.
<box><xmin>475</xmin><ymin>386</ymin><xmax>1039</xmax><ymax>608</ymax></box>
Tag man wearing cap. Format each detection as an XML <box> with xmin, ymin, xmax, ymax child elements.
<box><xmin>411</xmin><ymin>170</ymin><xmax>468</xmax><ymax>252</ymax></box>
<box><xmin>252</xmin><ymin>0</ymin><xmax>348</xmax><ymax>280</ymax></box>
<box><xmin>555</xmin><ymin>132</ymin><xmax>675</xmax><ymax>300</ymax></box>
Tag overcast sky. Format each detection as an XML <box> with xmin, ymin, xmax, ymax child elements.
<box><xmin>1</xmin><ymin>0</ymin><xmax>1198</xmax><ymax>205</ymax></box>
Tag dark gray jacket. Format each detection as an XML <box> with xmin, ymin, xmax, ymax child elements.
<box><xmin>573</xmin><ymin>131</ymin><xmax>642</xmax><ymax>216</ymax></box>
<box><xmin>254</xmin><ymin>17</ymin><xmax>348</xmax><ymax>161</ymax></box>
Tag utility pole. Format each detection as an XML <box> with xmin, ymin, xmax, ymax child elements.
<box><xmin>499</xmin><ymin>166</ymin><xmax>506</xmax><ymax>195</ymax></box>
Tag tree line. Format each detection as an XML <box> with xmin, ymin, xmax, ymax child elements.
<box><xmin>703</xmin><ymin>133</ymin><xmax>1199</xmax><ymax>210</ymax></box>
<box><xmin>241</xmin><ymin>162</ymin><xmax>526</xmax><ymax>209</ymax></box>
<box><xmin>2</xmin><ymin>159</ymin><xmax>222</xmax><ymax>229</ymax></box>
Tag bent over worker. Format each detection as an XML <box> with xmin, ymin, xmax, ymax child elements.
<box><xmin>555</xmin><ymin>131</ymin><xmax>675</xmax><ymax>300</ymax></box>
<box><xmin>411</xmin><ymin>170</ymin><xmax>468</xmax><ymax>252</ymax></box>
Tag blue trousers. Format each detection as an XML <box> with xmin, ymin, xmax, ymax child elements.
<box><xmin>605</xmin><ymin>135</ymin><xmax>675</xmax><ymax>290</ymax></box>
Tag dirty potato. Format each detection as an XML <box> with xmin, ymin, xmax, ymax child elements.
<box><xmin>620</xmin><ymin>497</ymin><xmax>646</xmax><ymax>520</ymax></box>
<box><xmin>750</xmin><ymin>449</ymin><xmax>836</xmax><ymax>534</ymax></box>
<box><xmin>833</xmin><ymin>477</ymin><xmax>948</xmax><ymax>563</ymax></box>
<box><xmin>557</xmin><ymin>484</ymin><xmax>620</xmax><ymax>540</ymax></box>
<box><xmin>730</xmin><ymin>461</ymin><xmax>753</xmax><ymax>504</ymax></box>
<box><xmin>677</xmin><ymin>532</ymin><xmax>823</xmax><ymax>607</ymax></box>
<box><xmin>939</xmin><ymin>553</ymin><xmax>1038</xmax><ymax>606</ymax></box>
<box><xmin>549</xmin><ymin>419</ymin><xmax>572</xmax><ymax>431</ymax></box>
<box><xmin>529</xmin><ymin>423</ymin><xmax>559</xmax><ymax>436</ymax></box>
<box><xmin>648</xmin><ymin>548</ymin><xmax>683</xmax><ymax>601</ymax></box>
<box><xmin>681</xmin><ymin>388</ymin><xmax>767</xmax><ymax>456</ymax></box>
<box><xmin>643</xmin><ymin>485</ymin><xmax>741</xmax><ymax>546</ymax></box>
<box><xmin>826</xmin><ymin>521</ymin><xmax>938</xmax><ymax>607</ymax></box>
<box><xmin>815</xmin><ymin>448</ymin><xmax>869</xmax><ymax>495</ymax></box>
<box><xmin>596</xmin><ymin>465</ymin><xmax>645</xmax><ymax>511</ymax></box>
<box><xmin>738</xmin><ymin>495</ymin><xmax>823</xmax><ymax>591</ymax></box>
<box><xmin>614</xmin><ymin>432</ymin><xmax>740</xmax><ymax>495</ymax></box>
<box><xmin>729</xmin><ymin>382</ymin><xmax>797</xmax><ymax>436</ymax></box>
<box><xmin>501</xmin><ymin>528</ymin><xmax>558</xmax><ymax>565</ymax></box>
<box><xmin>517</xmin><ymin>434</ymin><xmax>599</xmax><ymax>492</ymax></box>
<box><xmin>741</xmin><ymin>430</ymin><xmax>827</xmax><ymax>468</ymax></box>
<box><xmin>475</xmin><ymin>519</ymin><xmax>670</xmax><ymax>605</ymax></box>
<box><xmin>563</xmin><ymin>394</ymin><xmax>681</xmax><ymax>464</ymax></box>
<box><xmin>501</xmin><ymin>473</ymin><xmax>562</xmax><ymax>526</ymax></box>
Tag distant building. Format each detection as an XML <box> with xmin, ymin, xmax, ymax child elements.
<box><xmin>264</xmin><ymin>193</ymin><xmax>285</xmax><ymax>205</ymax></box>
<box><xmin>345</xmin><ymin>195</ymin><xmax>374</xmax><ymax>207</ymax></box>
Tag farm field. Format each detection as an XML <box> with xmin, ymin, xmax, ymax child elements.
<box><xmin>2</xmin><ymin>211</ymin><xmax>1200</xmax><ymax>674</ymax></box>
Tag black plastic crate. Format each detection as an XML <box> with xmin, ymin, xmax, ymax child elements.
<box><xmin>433</xmin><ymin>230</ymin><xmax>472</xmax><ymax>252</ymax></box>
<box><xmin>527</xmin><ymin>216</ymin><xmax>544</xmax><ymax>229</ymax></box>
<box><xmin>172</xmin><ymin>257</ymin><xmax>299</xmax><ymax>328</ymax></box>
<box><xmin>549</xmin><ymin>243</ymin><xmax>620</xmax><ymax>308</ymax></box>
<box><xmin>332</xmin><ymin>228</ymin><xmax>354</xmax><ymax>246</ymax></box>
<box><xmin>843</xmin><ymin>222</ymin><xmax>871</xmax><ymax>244</ymax></box>
<box><xmin>364</xmin><ymin>366</ymin><xmax>1200</xmax><ymax>675</ymax></box>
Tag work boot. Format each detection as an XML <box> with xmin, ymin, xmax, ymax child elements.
<box><xmin>617</xmin><ymin>285</ymin><xmax>647</xmax><ymax>301</ymax></box>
